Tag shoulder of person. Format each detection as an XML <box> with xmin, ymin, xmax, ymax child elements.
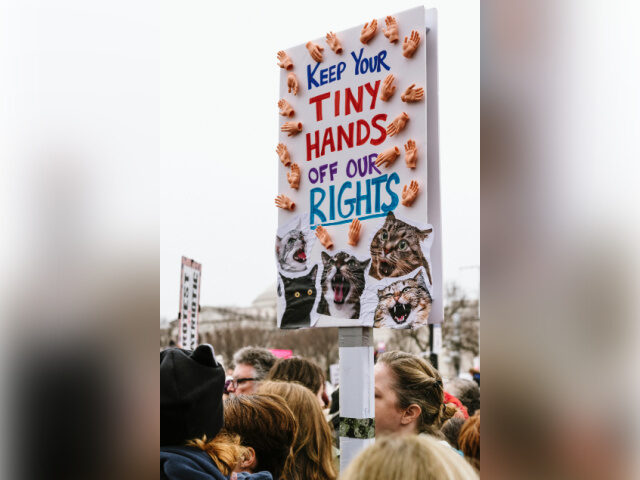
<box><xmin>161</xmin><ymin>446</ymin><xmax>227</xmax><ymax>480</ymax></box>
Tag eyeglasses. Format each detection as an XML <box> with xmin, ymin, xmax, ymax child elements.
<box><xmin>229</xmin><ymin>377</ymin><xmax>259</xmax><ymax>389</ymax></box>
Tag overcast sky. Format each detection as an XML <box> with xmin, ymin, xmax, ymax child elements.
<box><xmin>160</xmin><ymin>0</ymin><xmax>479</xmax><ymax>320</ymax></box>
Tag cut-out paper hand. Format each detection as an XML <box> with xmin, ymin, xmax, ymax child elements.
<box><xmin>287</xmin><ymin>72</ymin><xmax>299</xmax><ymax>95</ymax></box>
<box><xmin>281</xmin><ymin>121</ymin><xmax>302</xmax><ymax>137</ymax></box>
<box><xmin>360</xmin><ymin>19</ymin><xmax>378</xmax><ymax>44</ymax></box>
<box><xmin>386</xmin><ymin>112</ymin><xmax>409</xmax><ymax>137</ymax></box>
<box><xmin>383</xmin><ymin>16</ymin><xmax>399</xmax><ymax>43</ymax></box>
<box><xmin>315</xmin><ymin>225</ymin><xmax>334</xmax><ymax>249</ymax></box>
<box><xmin>287</xmin><ymin>163</ymin><xmax>300</xmax><ymax>189</ymax></box>
<box><xmin>348</xmin><ymin>218</ymin><xmax>362</xmax><ymax>246</ymax></box>
<box><xmin>404</xmin><ymin>139</ymin><xmax>418</xmax><ymax>168</ymax></box>
<box><xmin>278</xmin><ymin>99</ymin><xmax>295</xmax><ymax>117</ymax></box>
<box><xmin>326</xmin><ymin>32</ymin><xmax>343</xmax><ymax>54</ymax></box>
<box><xmin>380</xmin><ymin>74</ymin><xmax>396</xmax><ymax>101</ymax></box>
<box><xmin>276</xmin><ymin>143</ymin><xmax>291</xmax><ymax>167</ymax></box>
<box><xmin>375</xmin><ymin>146</ymin><xmax>400</xmax><ymax>168</ymax></box>
<box><xmin>402</xmin><ymin>30</ymin><xmax>421</xmax><ymax>58</ymax></box>
<box><xmin>401</xmin><ymin>84</ymin><xmax>425</xmax><ymax>103</ymax></box>
<box><xmin>275</xmin><ymin>194</ymin><xmax>295</xmax><ymax>211</ymax></box>
<box><xmin>306</xmin><ymin>41</ymin><xmax>324</xmax><ymax>62</ymax></box>
<box><xmin>277</xmin><ymin>50</ymin><xmax>293</xmax><ymax>70</ymax></box>
<box><xmin>401</xmin><ymin>180</ymin><xmax>420</xmax><ymax>207</ymax></box>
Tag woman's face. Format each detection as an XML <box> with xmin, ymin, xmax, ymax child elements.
<box><xmin>374</xmin><ymin>362</ymin><xmax>406</xmax><ymax>435</ymax></box>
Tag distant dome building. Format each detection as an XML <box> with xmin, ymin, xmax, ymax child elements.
<box><xmin>162</xmin><ymin>283</ymin><xmax>277</xmax><ymax>348</ymax></box>
<box><xmin>251</xmin><ymin>282</ymin><xmax>278</xmax><ymax>313</ymax></box>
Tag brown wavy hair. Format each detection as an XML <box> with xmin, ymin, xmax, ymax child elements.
<box><xmin>187</xmin><ymin>433</ymin><xmax>248</xmax><ymax>476</ymax></box>
<box><xmin>266</xmin><ymin>356</ymin><xmax>325</xmax><ymax>395</ymax></box>
<box><xmin>377</xmin><ymin>351</ymin><xmax>456</xmax><ymax>436</ymax></box>
<box><xmin>458</xmin><ymin>412</ymin><xmax>480</xmax><ymax>471</ymax></box>
<box><xmin>223</xmin><ymin>393</ymin><xmax>297</xmax><ymax>480</ymax></box>
<box><xmin>259</xmin><ymin>381</ymin><xmax>337</xmax><ymax>480</ymax></box>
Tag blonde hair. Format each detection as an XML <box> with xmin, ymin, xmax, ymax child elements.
<box><xmin>187</xmin><ymin>433</ymin><xmax>248</xmax><ymax>476</ymax></box>
<box><xmin>258</xmin><ymin>381</ymin><xmax>337</xmax><ymax>480</ymax></box>
<box><xmin>341</xmin><ymin>434</ymin><xmax>479</xmax><ymax>480</ymax></box>
<box><xmin>378</xmin><ymin>351</ymin><xmax>456</xmax><ymax>435</ymax></box>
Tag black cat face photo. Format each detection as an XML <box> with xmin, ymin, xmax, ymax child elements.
<box><xmin>279</xmin><ymin>265</ymin><xmax>318</xmax><ymax>329</ymax></box>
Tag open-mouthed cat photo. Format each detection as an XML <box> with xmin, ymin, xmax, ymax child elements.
<box><xmin>369</xmin><ymin>211</ymin><xmax>433</xmax><ymax>284</ymax></box>
<box><xmin>373</xmin><ymin>270</ymin><xmax>432</xmax><ymax>329</ymax></box>
<box><xmin>275</xmin><ymin>215</ymin><xmax>313</xmax><ymax>273</ymax></box>
<box><xmin>317</xmin><ymin>251</ymin><xmax>370</xmax><ymax>319</ymax></box>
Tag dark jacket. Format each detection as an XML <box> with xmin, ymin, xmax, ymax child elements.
<box><xmin>161</xmin><ymin>446</ymin><xmax>227</xmax><ymax>480</ymax></box>
<box><xmin>160</xmin><ymin>446</ymin><xmax>273</xmax><ymax>480</ymax></box>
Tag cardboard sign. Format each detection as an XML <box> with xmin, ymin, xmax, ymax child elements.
<box><xmin>276</xmin><ymin>7</ymin><xmax>435</xmax><ymax>330</ymax></box>
<box><xmin>178</xmin><ymin>256</ymin><xmax>202</xmax><ymax>349</ymax></box>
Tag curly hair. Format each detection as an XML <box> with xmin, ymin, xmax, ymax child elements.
<box><xmin>232</xmin><ymin>346</ymin><xmax>277</xmax><ymax>380</ymax></box>
<box><xmin>187</xmin><ymin>433</ymin><xmax>249</xmax><ymax>476</ymax></box>
<box><xmin>458</xmin><ymin>412</ymin><xmax>480</xmax><ymax>471</ymax></box>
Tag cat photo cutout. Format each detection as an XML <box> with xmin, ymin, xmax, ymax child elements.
<box><xmin>369</xmin><ymin>211</ymin><xmax>433</xmax><ymax>284</ymax></box>
<box><xmin>317</xmin><ymin>251</ymin><xmax>370</xmax><ymax>319</ymax></box>
<box><xmin>275</xmin><ymin>215</ymin><xmax>313</xmax><ymax>273</ymax></box>
<box><xmin>373</xmin><ymin>270</ymin><xmax>432</xmax><ymax>329</ymax></box>
<box><xmin>279</xmin><ymin>265</ymin><xmax>319</xmax><ymax>329</ymax></box>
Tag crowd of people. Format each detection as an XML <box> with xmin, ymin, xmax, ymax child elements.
<box><xmin>160</xmin><ymin>344</ymin><xmax>480</xmax><ymax>479</ymax></box>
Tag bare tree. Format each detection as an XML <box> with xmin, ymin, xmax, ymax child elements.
<box><xmin>441</xmin><ymin>283</ymin><xmax>479</xmax><ymax>375</ymax></box>
<box><xmin>383</xmin><ymin>282</ymin><xmax>479</xmax><ymax>360</ymax></box>
<box><xmin>385</xmin><ymin>327</ymin><xmax>429</xmax><ymax>353</ymax></box>
<box><xmin>270</xmin><ymin>327</ymin><xmax>339</xmax><ymax>377</ymax></box>
<box><xmin>204</xmin><ymin>326</ymin><xmax>275</xmax><ymax>369</ymax></box>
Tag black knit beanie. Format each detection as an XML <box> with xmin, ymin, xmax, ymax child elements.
<box><xmin>160</xmin><ymin>344</ymin><xmax>225</xmax><ymax>446</ymax></box>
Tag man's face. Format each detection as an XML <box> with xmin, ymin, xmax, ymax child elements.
<box><xmin>229</xmin><ymin>363</ymin><xmax>259</xmax><ymax>395</ymax></box>
<box><xmin>374</xmin><ymin>362</ymin><xmax>405</xmax><ymax>435</ymax></box>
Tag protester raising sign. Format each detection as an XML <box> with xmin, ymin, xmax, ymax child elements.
<box><xmin>275</xmin><ymin>6</ymin><xmax>434</xmax><ymax>330</ymax></box>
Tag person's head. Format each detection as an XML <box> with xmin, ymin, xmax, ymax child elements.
<box><xmin>259</xmin><ymin>381</ymin><xmax>337</xmax><ymax>480</ymax></box>
<box><xmin>441</xmin><ymin>417</ymin><xmax>466</xmax><ymax>450</ymax></box>
<box><xmin>223</xmin><ymin>393</ymin><xmax>297</xmax><ymax>480</ymax></box>
<box><xmin>458</xmin><ymin>412</ymin><xmax>480</xmax><ymax>471</ymax></box>
<box><xmin>160</xmin><ymin>344</ymin><xmax>225</xmax><ymax>446</ymax></box>
<box><xmin>340</xmin><ymin>434</ymin><xmax>479</xmax><ymax>480</ymax></box>
<box><xmin>445</xmin><ymin>378</ymin><xmax>480</xmax><ymax>416</ymax></box>
<box><xmin>375</xmin><ymin>351</ymin><xmax>456</xmax><ymax>436</ymax></box>
<box><xmin>229</xmin><ymin>346</ymin><xmax>277</xmax><ymax>395</ymax></box>
<box><xmin>266</xmin><ymin>356</ymin><xmax>325</xmax><ymax>404</ymax></box>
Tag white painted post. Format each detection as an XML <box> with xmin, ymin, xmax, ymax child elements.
<box><xmin>337</xmin><ymin>10</ymin><xmax>441</xmax><ymax>473</ymax></box>
<box><xmin>338</xmin><ymin>327</ymin><xmax>375</xmax><ymax>471</ymax></box>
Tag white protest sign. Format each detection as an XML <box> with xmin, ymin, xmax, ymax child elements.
<box><xmin>178</xmin><ymin>256</ymin><xmax>202</xmax><ymax>349</ymax></box>
<box><xmin>329</xmin><ymin>363</ymin><xmax>340</xmax><ymax>386</ymax></box>
<box><xmin>276</xmin><ymin>6</ymin><xmax>437</xmax><ymax>331</ymax></box>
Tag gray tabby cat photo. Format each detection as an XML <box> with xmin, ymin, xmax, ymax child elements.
<box><xmin>317</xmin><ymin>251</ymin><xmax>370</xmax><ymax>319</ymax></box>
<box><xmin>373</xmin><ymin>271</ymin><xmax>432</xmax><ymax>329</ymax></box>
<box><xmin>275</xmin><ymin>217</ymin><xmax>309</xmax><ymax>273</ymax></box>
<box><xmin>369</xmin><ymin>212</ymin><xmax>433</xmax><ymax>284</ymax></box>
